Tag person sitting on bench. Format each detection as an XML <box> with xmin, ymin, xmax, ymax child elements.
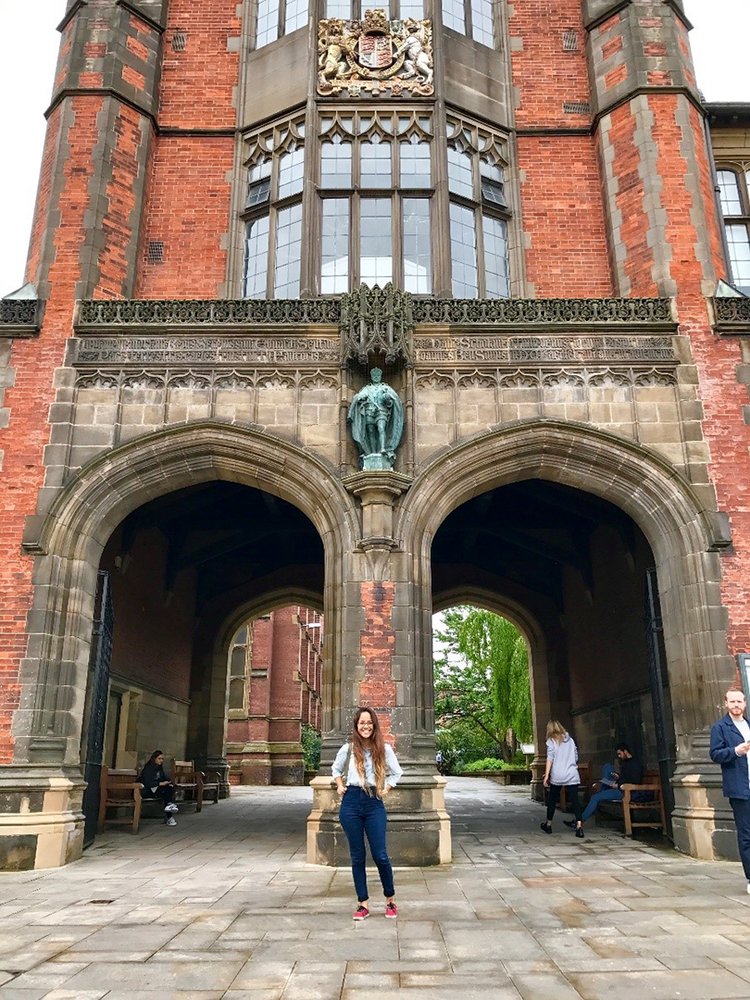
<box><xmin>565</xmin><ymin>742</ymin><xmax>643</xmax><ymax>829</ymax></box>
<box><xmin>139</xmin><ymin>750</ymin><xmax>179</xmax><ymax>826</ymax></box>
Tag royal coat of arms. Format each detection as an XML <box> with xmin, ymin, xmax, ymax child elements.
<box><xmin>318</xmin><ymin>9</ymin><xmax>434</xmax><ymax>98</ymax></box>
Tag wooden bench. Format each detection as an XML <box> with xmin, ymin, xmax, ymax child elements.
<box><xmin>171</xmin><ymin>760</ymin><xmax>220</xmax><ymax>812</ymax></box>
<box><xmin>596</xmin><ymin>768</ymin><xmax>667</xmax><ymax>837</ymax></box>
<box><xmin>620</xmin><ymin>768</ymin><xmax>666</xmax><ymax>837</ymax></box>
<box><xmin>97</xmin><ymin>767</ymin><xmax>142</xmax><ymax>834</ymax></box>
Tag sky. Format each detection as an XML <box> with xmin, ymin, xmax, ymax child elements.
<box><xmin>0</xmin><ymin>1</ymin><xmax>749</xmax><ymax>295</ymax></box>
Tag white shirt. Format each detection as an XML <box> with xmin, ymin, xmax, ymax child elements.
<box><xmin>732</xmin><ymin>717</ymin><xmax>750</xmax><ymax>789</ymax></box>
<box><xmin>332</xmin><ymin>742</ymin><xmax>403</xmax><ymax>788</ymax></box>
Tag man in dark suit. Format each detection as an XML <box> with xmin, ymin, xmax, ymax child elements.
<box><xmin>710</xmin><ymin>687</ymin><xmax>750</xmax><ymax>893</ymax></box>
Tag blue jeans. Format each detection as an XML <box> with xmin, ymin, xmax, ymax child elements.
<box><xmin>339</xmin><ymin>786</ymin><xmax>395</xmax><ymax>902</ymax></box>
<box><xmin>581</xmin><ymin>764</ymin><xmax>622</xmax><ymax>822</ymax></box>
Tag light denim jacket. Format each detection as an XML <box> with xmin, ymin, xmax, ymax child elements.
<box><xmin>332</xmin><ymin>742</ymin><xmax>403</xmax><ymax>788</ymax></box>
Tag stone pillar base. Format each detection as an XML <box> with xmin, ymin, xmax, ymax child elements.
<box><xmin>307</xmin><ymin>773</ymin><xmax>451</xmax><ymax>866</ymax></box>
<box><xmin>671</xmin><ymin>745</ymin><xmax>732</xmax><ymax>862</ymax></box>
<box><xmin>0</xmin><ymin>767</ymin><xmax>86</xmax><ymax>871</ymax></box>
<box><xmin>530</xmin><ymin>754</ymin><xmax>546</xmax><ymax>802</ymax></box>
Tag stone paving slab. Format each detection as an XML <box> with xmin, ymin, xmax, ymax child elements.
<box><xmin>2</xmin><ymin>780</ymin><xmax>750</xmax><ymax>998</ymax></box>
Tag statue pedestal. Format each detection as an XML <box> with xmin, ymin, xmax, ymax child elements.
<box><xmin>307</xmin><ymin>773</ymin><xmax>451</xmax><ymax>866</ymax></box>
<box><xmin>343</xmin><ymin>470</ymin><xmax>412</xmax><ymax>545</ymax></box>
<box><xmin>362</xmin><ymin>453</ymin><xmax>394</xmax><ymax>471</ymax></box>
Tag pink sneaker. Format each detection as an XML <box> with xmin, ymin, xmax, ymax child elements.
<box><xmin>385</xmin><ymin>901</ymin><xmax>398</xmax><ymax>919</ymax></box>
<box><xmin>353</xmin><ymin>905</ymin><xmax>370</xmax><ymax>920</ymax></box>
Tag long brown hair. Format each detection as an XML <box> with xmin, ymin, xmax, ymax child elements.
<box><xmin>351</xmin><ymin>706</ymin><xmax>387</xmax><ymax>796</ymax></box>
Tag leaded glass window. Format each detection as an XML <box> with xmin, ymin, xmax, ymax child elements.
<box><xmin>242</xmin><ymin>115</ymin><xmax>305</xmax><ymax>299</ymax></box>
<box><xmin>319</xmin><ymin>110</ymin><xmax>433</xmax><ymax>292</ymax></box>
<box><xmin>325</xmin><ymin>1</ymin><xmax>420</xmax><ymax>16</ymax></box>
<box><xmin>717</xmin><ymin>167</ymin><xmax>750</xmax><ymax>294</ymax></box>
<box><xmin>446</xmin><ymin>115</ymin><xmax>511</xmax><ymax>298</ymax></box>
<box><xmin>443</xmin><ymin>0</ymin><xmax>495</xmax><ymax>46</ymax></box>
<box><xmin>253</xmin><ymin>0</ymin><xmax>309</xmax><ymax>50</ymax></box>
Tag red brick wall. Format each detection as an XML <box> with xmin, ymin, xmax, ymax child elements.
<box><xmin>135</xmin><ymin>0</ymin><xmax>240</xmax><ymax>298</ymax></box>
<box><xmin>359</xmin><ymin>583</ymin><xmax>397</xmax><ymax>742</ymax></box>
<box><xmin>0</xmin><ymin>97</ymin><xmax>102</xmax><ymax>761</ymax></box>
<box><xmin>508</xmin><ymin>0</ymin><xmax>590</xmax><ymax>130</ymax></box>
<box><xmin>134</xmin><ymin>136</ymin><xmax>234</xmax><ymax>298</ymax></box>
<box><xmin>101</xmin><ymin>528</ymin><xmax>197</xmax><ymax>701</ymax></box>
<box><xmin>158</xmin><ymin>1</ymin><xmax>240</xmax><ymax>130</ymax></box>
<box><xmin>518</xmin><ymin>136</ymin><xmax>613</xmax><ymax>297</ymax></box>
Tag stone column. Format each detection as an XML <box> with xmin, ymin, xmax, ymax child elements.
<box><xmin>307</xmin><ymin>472</ymin><xmax>451</xmax><ymax>866</ymax></box>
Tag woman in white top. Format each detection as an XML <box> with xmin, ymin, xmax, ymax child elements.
<box><xmin>332</xmin><ymin>706</ymin><xmax>403</xmax><ymax>920</ymax></box>
<box><xmin>541</xmin><ymin>719</ymin><xmax>584</xmax><ymax>838</ymax></box>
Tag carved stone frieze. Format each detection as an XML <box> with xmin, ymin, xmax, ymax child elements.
<box><xmin>543</xmin><ymin>370</ymin><xmax>586</xmax><ymax>387</ymax></box>
<box><xmin>414</xmin><ymin>368</ymin><xmax>678</xmax><ymax>389</ymax></box>
<box><xmin>74</xmin><ymin>368</ymin><xmax>341</xmax><ymax>390</ymax></box>
<box><xmin>415</xmin><ymin>334</ymin><xmax>677</xmax><ymax>366</ymax></box>
<box><xmin>340</xmin><ymin>283</ymin><xmax>414</xmax><ymax>367</ymax></box>
<box><xmin>412</xmin><ymin>297</ymin><xmax>674</xmax><ymax>327</ymax></box>
<box><xmin>711</xmin><ymin>296</ymin><xmax>750</xmax><ymax>334</ymax></box>
<box><xmin>499</xmin><ymin>370</ymin><xmax>539</xmax><ymax>388</ymax></box>
<box><xmin>76</xmin><ymin>298</ymin><xmax>340</xmax><ymax>329</ymax></box>
<box><xmin>457</xmin><ymin>370</ymin><xmax>496</xmax><ymax>388</ymax></box>
<box><xmin>318</xmin><ymin>11</ymin><xmax>433</xmax><ymax>98</ymax></box>
<box><xmin>74</xmin><ymin>297</ymin><xmax>675</xmax><ymax>333</ymax></box>
<box><xmin>72</xmin><ymin>335</ymin><xmax>340</xmax><ymax>367</ymax></box>
<box><xmin>0</xmin><ymin>298</ymin><xmax>42</xmax><ymax>336</ymax></box>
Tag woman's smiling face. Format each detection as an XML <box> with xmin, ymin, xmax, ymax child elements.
<box><xmin>357</xmin><ymin>712</ymin><xmax>374</xmax><ymax>739</ymax></box>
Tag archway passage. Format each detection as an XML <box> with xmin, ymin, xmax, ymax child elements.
<box><xmin>431</xmin><ymin>479</ymin><xmax>676</xmax><ymax>824</ymax></box>
<box><xmin>83</xmin><ymin>481</ymin><xmax>324</xmax><ymax>836</ymax></box>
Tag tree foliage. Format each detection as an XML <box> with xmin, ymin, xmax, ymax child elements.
<box><xmin>434</xmin><ymin>606</ymin><xmax>532</xmax><ymax>765</ymax></box>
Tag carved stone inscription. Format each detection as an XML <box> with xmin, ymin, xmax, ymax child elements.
<box><xmin>73</xmin><ymin>336</ymin><xmax>340</xmax><ymax>367</ymax></box>
<box><xmin>415</xmin><ymin>335</ymin><xmax>677</xmax><ymax>365</ymax></box>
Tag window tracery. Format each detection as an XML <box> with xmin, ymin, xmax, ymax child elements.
<box><xmin>242</xmin><ymin>114</ymin><xmax>306</xmax><ymax>299</ymax></box>
<box><xmin>319</xmin><ymin>110</ymin><xmax>434</xmax><ymax>294</ymax></box>
<box><xmin>446</xmin><ymin>114</ymin><xmax>510</xmax><ymax>298</ymax></box>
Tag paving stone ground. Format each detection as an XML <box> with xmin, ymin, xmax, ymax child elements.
<box><xmin>2</xmin><ymin>778</ymin><xmax>750</xmax><ymax>999</ymax></box>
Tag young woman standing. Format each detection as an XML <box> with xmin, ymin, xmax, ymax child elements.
<box><xmin>332</xmin><ymin>706</ymin><xmax>403</xmax><ymax>920</ymax></box>
<box><xmin>541</xmin><ymin>720</ymin><xmax>584</xmax><ymax>838</ymax></box>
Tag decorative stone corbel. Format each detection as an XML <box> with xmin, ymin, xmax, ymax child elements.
<box><xmin>342</xmin><ymin>470</ymin><xmax>412</xmax><ymax>548</ymax></box>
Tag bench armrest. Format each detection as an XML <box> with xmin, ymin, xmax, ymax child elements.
<box><xmin>621</xmin><ymin>782</ymin><xmax>660</xmax><ymax>791</ymax></box>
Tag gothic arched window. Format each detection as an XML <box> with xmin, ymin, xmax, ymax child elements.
<box><xmin>242</xmin><ymin>115</ymin><xmax>306</xmax><ymax>299</ymax></box>
<box><xmin>319</xmin><ymin>110</ymin><xmax>434</xmax><ymax>294</ymax></box>
<box><xmin>446</xmin><ymin>115</ymin><xmax>510</xmax><ymax>298</ymax></box>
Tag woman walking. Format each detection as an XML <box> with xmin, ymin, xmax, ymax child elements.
<box><xmin>332</xmin><ymin>706</ymin><xmax>403</xmax><ymax>920</ymax></box>
<box><xmin>541</xmin><ymin>720</ymin><xmax>584</xmax><ymax>838</ymax></box>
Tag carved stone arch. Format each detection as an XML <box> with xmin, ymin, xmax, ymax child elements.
<box><xmin>17</xmin><ymin>422</ymin><xmax>357</xmax><ymax>767</ymax></box>
<box><xmin>398</xmin><ymin>417</ymin><xmax>731</xmax><ymax>736</ymax></box>
<box><xmin>400</xmin><ymin>419</ymin><xmax>734</xmax><ymax>860</ymax></box>
<box><xmin>399</xmin><ymin>419</ymin><xmax>725</xmax><ymax>563</ymax></box>
<box><xmin>433</xmin><ymin>586</ymin><xmax>561</xmax><ymax>799</ymax></box>
<box><xmin>202</xmin><ymin>587</ymin><xmax>327</xmax><ymax>769</ymax></box>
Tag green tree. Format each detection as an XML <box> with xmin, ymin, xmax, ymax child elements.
<box><xmin>434</xmin><ymin>607</ymin><xmax>532</xmax><ymax>764</ymax></box>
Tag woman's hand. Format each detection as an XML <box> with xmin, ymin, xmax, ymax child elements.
<box><xmin>382</xmin><ymin>785</ymin><xmax>391</xmax><ymax>797</ymax></box>
<box><xmin>336</xmin><ymin>783</ymin><xmax>345</xmax><ymax>797</ymax></box>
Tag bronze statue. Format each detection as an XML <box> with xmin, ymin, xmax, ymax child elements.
<box><xmin>347</xmin><ymin>368</ymin><xmax>404</xmax><ymax>470</ymax></box>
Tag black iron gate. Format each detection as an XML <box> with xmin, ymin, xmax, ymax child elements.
<box><xmin>81</xmin><ymin>570</ymin><xmax>115</xmax><ymax>847</ymax></box>
<box><xmin>645</xmin><ymin>567</ymin><xmax>676</xmax><ymax>837</ymax></box>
